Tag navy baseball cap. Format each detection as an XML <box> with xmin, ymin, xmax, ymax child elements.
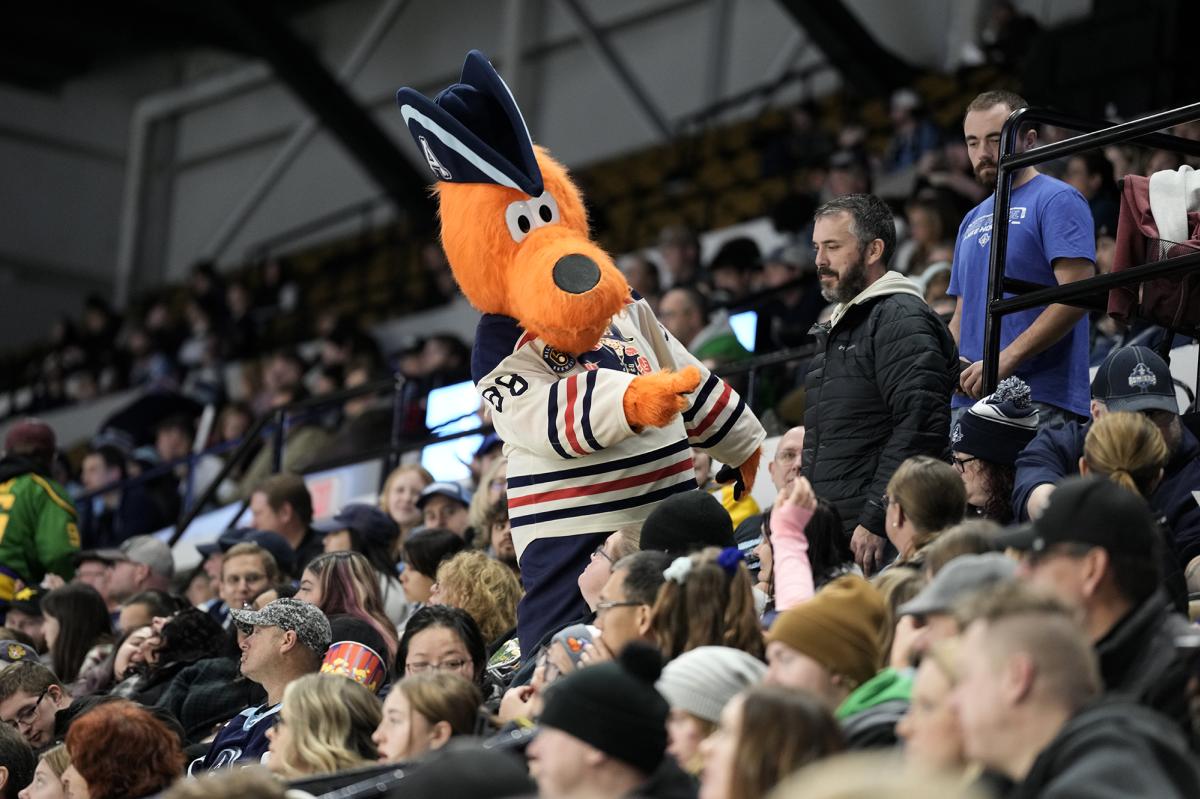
<box><xmin>416</xmin><ymin>481</ymin><xmax>472</xmax><ymax>510</ymax></box>
<box><xmin>396</xmin><ymin>50</ymin><xmax>543</xmax><ymax>197</ymax></box>
<box><xmin>197</xmin><ymin>528</ymin><xmax>296</xmax><ymax>577</ymax></box>
<box><xmin>313</xmin><ymin>503</ymin><xmax>399</xmax><ymax>547</ymax></box>
<box><xmin>475</xmin><ymin>432</ymin><xmax>504</xmax><ymax>459</ymax></box>
<box><xmin>993</xmin><ymin>476</ymin><xmax>1158</xmax><ymax>556</ymax></box>
<box><xmin>1090</xmin><ymin>346</ymin><xmax>1177</xmax><ymax>413</ymax></box>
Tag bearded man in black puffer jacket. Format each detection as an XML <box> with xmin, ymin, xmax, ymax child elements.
<box><xmin>802</xmin><ymin>194</ymin><xmax>959</xmax><ymax>576</ymax></box>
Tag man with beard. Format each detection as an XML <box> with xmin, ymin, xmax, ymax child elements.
<box><xmin>802</xmin><ymin>195</ymin><xmax>958</xmax><ymax>575</ymax></box>
<box><xmin>949</xmin><ymin>91</ymin><xmax>1096</xmax><ymax>426</ymax></box>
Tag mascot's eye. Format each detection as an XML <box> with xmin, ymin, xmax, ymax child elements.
<box><xmin>505</xmin><ymin>200</ymin><xmax>533</xmax><ymax>243</ymax></box>
<box><xmin>532</xmin><ymin>192</ymin><xmax>560</xmax><ymax>226</ymax></box>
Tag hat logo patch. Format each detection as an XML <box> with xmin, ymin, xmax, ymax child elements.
<box><xmin>950</xmin><ymin>422</ymin><xmax>963</xmax><ymax>444</ymax></box>
<box><xmin>1128</xmin><ymin>362</ymin><xmax>1157</xmax><ymax>392</ymax></box>
<box><xmin>419</xmin><ymin>135</ymin><xmax>452</xmax><ymax>181</ymax></box>
<box><xmin>6</xmin><ymin>644</ymin><xmax>27</xmax><ymax>661</ymax></box>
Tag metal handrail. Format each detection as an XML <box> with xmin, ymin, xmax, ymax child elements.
<box><xmin>134</xmin><ymin>339</ymin><xmax>820</xmax><ymax>547</ymax></box>
<box><xmin>163</xmin><ymin>376</ymin><xmax>400</xmax><ymax>546</ymax></box>
<box><xmin>982</xmin><ymin>101</ymin><xmax>1200</xmax><ymax>394</ymax></box>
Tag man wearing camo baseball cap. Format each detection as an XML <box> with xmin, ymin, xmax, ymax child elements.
<box><xmin>189</xmin><ymin>599</ymin><xmax>331</xmax><ymax>773</ymax></box>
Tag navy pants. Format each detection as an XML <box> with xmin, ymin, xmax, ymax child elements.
<box><xmin>516</xmin><ymin>531</ymin><xmax>606</xmax><ymax>657</ymax></box>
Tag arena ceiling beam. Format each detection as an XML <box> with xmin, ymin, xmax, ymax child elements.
<box><xmin>774</xmin><ymin>0</ymin><xmax>915</xmax><ymax>99</ymax></box>
<box><xmin>208</xmin><ymin>0</ymin><xmax>435</xmax><ymax>230</ymax></box>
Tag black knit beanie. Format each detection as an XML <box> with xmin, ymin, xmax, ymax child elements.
<box><xmin>538</xmin><ymin>642</ymin><xmax>669</xmax><ymax>775</ymax></box>
<box><xmin>639</xmin><ymin>489</ymin><xmax>734</xmax><ymax>557</ymax></box>
<box><xmin>951</xmin><ymin>376</ymin><xmax>1039</xmax><ymax>465</ymax></box>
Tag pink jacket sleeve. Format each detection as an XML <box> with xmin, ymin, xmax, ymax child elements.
<box><xmin>772</xmin><ymin>504</ymin><xmax>815</xmax><ymax>610</ymax></box>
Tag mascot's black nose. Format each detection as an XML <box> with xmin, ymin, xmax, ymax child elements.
<box><xmin>552</xmin><ymin>254</ymin><xmax>601</xmax><ymax>294</ymax></box>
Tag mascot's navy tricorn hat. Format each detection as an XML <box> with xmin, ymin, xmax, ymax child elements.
<box><xmin>396</xmin><ymin>49</ymin><xmax>544</xmax><ymax>197</ymax></box>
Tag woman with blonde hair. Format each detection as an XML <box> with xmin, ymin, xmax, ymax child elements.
<box><xmin>372</xmin><ymin>672</ymin><xmax>482</xmax><ymax>764</ymax></box>
<box><xmin>265</xmin><ymin>674</ymin><xmax>382</xmax><ymax>779</ymax></box>
<box><xmin>20</xmin><ymin>744</ymin><xmax>69</xmax><ymax>799</ymax></box>
<box><xmin>379</xmin><ymin>464</ymin><xmax>435</xmax><ymax>555</ymax></box>
<box><xmin>896</xmin><ymin>639</ymin><xmax>974</xmax><ymax>780</ymax></box>
<box><xmin>883</xmin><ymin>456</ymin><xmax>966</xmax><ymax>564</ymax></box>
<box><xmin>1081</xmin><ymin>411</ymin><xmax>1167</xmax><ymax>497</ymax></box>
<box><xmin>430</xmin><ymin>551</ymin><xmax>522</xmax><ymax>646</ymax></box>
<box><xmin>652</xmin><ymin>547</ymin><xmax>763</xmax><ymax>661</ymax></box>
<box><xmin>467</xmin><ymin>457</ymin><xmax>507</xmax><ymax>538</ymax></box>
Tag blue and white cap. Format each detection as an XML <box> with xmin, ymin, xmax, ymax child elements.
<box><xmin>396</xmin><ymin>50</ymin><xmax>543</xmax><ymax>197</ymax></box>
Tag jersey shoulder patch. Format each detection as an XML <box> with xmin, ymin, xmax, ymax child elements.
<box><xmin>472</xmin><ymin>314</ymin><xmax>527</xmax><ymax>383</ymax></box>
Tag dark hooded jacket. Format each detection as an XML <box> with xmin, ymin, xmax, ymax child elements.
<box><xmin>1095</xmin><ymin>588</ymin><xmax>1195</xmax><ymax>742</ymax></box>
<box><xmin>1012</xmin><ymin>699</ymin><xmax>1200</xmax><ymax>799</ymax></box>
<box><xmin>802</xmin><ymin>273</ymin><xmax>958</xmax><ymax>538</ymax></box>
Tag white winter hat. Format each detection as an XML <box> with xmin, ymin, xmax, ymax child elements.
<box><xmin>655</xmin><ymin>646</ymin><xmax>767</xmax><ymax>723</ymax></box>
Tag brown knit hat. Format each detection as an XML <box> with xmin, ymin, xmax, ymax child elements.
<box><xmin>765</xmin><ymin>575</ymin><xmax>886</xmax><ymax>687</ymax></box>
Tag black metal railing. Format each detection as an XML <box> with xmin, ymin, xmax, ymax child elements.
<box><xmin>983</xmin><ymin>101</ymin><xmax>1200</xmax><ymax>395</ymax></box>
<box><xmin>139</xmin><ymin>339</ymin><xmax>816</xmax><ymax>547</ymax></box>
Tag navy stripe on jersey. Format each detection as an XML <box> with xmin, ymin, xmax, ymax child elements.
<box><xmin>471</xmin><ymin>313</ymin><xmax>524</xmax><ymax>384</ymax></box>
<box><xmin>508</xmin><ymin>439</ymin><xmax>691</xmax><ymax>488</ymax></box>
<box><xmin>695</xmin><ymin>394</ymin><xmax>746</xmax><ymax>450</ymax></box>
<box><xmin>579</xmin><ymin>370</ymin><xmax>603</xmax><ymax>452</ymax></box>
<box><xmin>509</xmin><ymin>479</ymin><xmax>695</xmax><ymax>527</ymax></box>
<box><xmin>682</xmin><ymin>374</ymin><xmax>721</xmax><ymax>424</ymax></box>
<box><xmin>546</xmin><ymin>381</ymin><xmax>571</xmax><ymax>460</ymax></box>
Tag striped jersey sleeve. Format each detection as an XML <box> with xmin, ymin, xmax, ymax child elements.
<box><xmin>628</xmin><ymin>297</ymin><xmax>765</xmax><ymax>469</ymax></box>
<box><xmin>476</xmin><ymin>328</ymin><xmax>640</xmax><ymax>462</ymax></box>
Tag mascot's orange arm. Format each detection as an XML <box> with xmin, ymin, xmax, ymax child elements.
<box><xmin>737</xmin><ymin>447</ymin><xmax>761</xmax><ymax>492</ymax></box>
<box><xmin>622</xmin><ymin>366</ymin><xmax>702</xmax><ymax>430</ymax></box>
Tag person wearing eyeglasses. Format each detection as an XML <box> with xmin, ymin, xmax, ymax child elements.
<box><xmin>0</xmin><ymin>664</ymin><xmax>73</xmax><ymax>750</ymax></box>
<box><xmin>587</xmin><ymin>551</ymin><xmax>671</xmax><ymax>662</ymax></box>
<box><xmin>397</xmin><ymin>606</ymin><xmax>486</xmax><ymax>690</ymax></box>
<box><xmin>949</xmin><ymin>376</ymin><xmax>1038</xmax><ymax>524</ymax></box>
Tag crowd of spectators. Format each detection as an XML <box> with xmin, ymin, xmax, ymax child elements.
<box><xmin>0</xmin><ymin>68</ymin><xmax>1197</xmax><ymax>799</ymax></box>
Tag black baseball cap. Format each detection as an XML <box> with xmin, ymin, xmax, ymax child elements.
<box><xmin>313</xmin><ymin>503</ymin><xmax>399</xmax><ymax>547</ymax></box>
<box><xmin>994</xmin><ymin>476</ymin><xmax>1158</xmax><ymax>556</ymax></box>
<box><xmin>1090</xmin><ymin>346</ymin><xmax>1177</xmax><ymax>413</ymax></box>
<box><xmin>197</xmin><ymin>528</ymin><xmax>296</xmax><ymax>577</ymax></box>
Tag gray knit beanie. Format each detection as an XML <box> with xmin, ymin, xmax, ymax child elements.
<box><xmin>655</xmin><ymin>646</ymin><xmax>766</xmax><ymax>723</ymax></box>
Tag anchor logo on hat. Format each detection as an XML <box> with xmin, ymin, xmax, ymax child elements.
<box><xmin>950</xmin><ymin>422</ymin><xmax>963</xmax><ymax>444</ymax></box>
<box><xmin>1128</xmin><ymin>362</ymin><xmax>1157</xmax><ymax>392</ymax></box>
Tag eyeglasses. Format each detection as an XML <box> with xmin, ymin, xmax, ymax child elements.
<box><xmin>595</xmin><ymin>599</ymin><xmax>642</xmax><ymax>614</ymax></box>
<box><xmin>536</xmin><ymin>649</ymin><xmax>562</xmax><ymax>684</ymax></box>
<box><xmin>2</xmin><ymin>688</ymin><xmax>48</xmax><ymax>730</ymax></box>
<box><xmin>951</xmin><ymin>456</ymin><xmax>979</xmax><ymax>473</ymax></box>
<box><xmin>591</xmin><ymin>546</ymin><xmax>614</xmax><ymax>565</ymax></box>
<box><xmin>406</xmin><ymin>659</ymin><xmax>471</xmax><ymax>674</ymax></box>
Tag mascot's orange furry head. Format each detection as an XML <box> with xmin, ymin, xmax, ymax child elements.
<box><xmin>397</xmin><ymin>51</ymin><xmax>629</xmax><ymax>355</ymax></box>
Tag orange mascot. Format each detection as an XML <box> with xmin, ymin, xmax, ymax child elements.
<box><xmin>397</xmin><ymin>51</ymin><xmax>765</xmax><ymax>651</ymax></box>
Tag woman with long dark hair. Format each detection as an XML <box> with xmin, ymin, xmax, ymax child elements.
<box><xmin>41</xmin><ymin>584</ymin><xmax>112</xmax><ymax>684</ymax></box>
<box><xmin>318</xmin><ymin>503</ymin><xmax>407</xmax><ymax>624</ymax></box>
<box><xmin>296</xmin><ymin>551</ymin><xmax>399</xmax><ymax>662</ymax></box>
<box><xmin>951</xmin><ymin>377</ymin><xmax>1038</xmax><ymax>524</ymax></box>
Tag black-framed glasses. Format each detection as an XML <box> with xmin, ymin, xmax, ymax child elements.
<box><xmin>951</xmin><ymin>456</ymin><xmax>979</xmax><ymax>473</ymax></box>
<box><xmin>592</xmin><ymin>545</ymin><xmax>614</xmax><ymax>565</ymax></box>
<box><xmin>595</xmin><ymin>599</ymin><xmax>641</xmax><ymax>614</ymax></box>
<box><xmin>2</xmin><ymin>687</ymin><xmax>48</xmax><ymax>730</ymax></box>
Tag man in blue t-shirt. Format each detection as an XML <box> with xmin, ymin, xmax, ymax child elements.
<box><xmin>188</xmin><ymin>598</ymin><xmax>330</xmax><ymax>774</ymax></box>
<box><xmin>949</xmin><ymin>90</ymin><xmax>1096</xmax><ymax>423</ymax></box>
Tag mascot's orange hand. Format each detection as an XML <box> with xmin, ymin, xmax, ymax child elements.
<box><xmin>622</xmin><ymin>366</ymin><xmax>701</xmax><ymax>430</ymax></box>
<box><xmin>714</xmin><ymin>446</ymin><xmax>762</xmax><ymax>501</ymax></box>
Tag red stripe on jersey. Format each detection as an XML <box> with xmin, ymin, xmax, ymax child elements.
<box><xmin>687</xmin><ymin>381</ymin><xmax>732</xmax><ymax>437</ymax></box>
<box><xmin>516</xmin><ymin>331</ymin><xmax>537</xmax><ymax>350</ymax></box>
<box><xmin>508</xmin><ymin>458</ymin><xmax>694</xmax><ymax>508</ymax></box>
<box><xmin>563</xmin><ymin>376</ymin><xmax>588</xmax><ymax>456</ymax></box>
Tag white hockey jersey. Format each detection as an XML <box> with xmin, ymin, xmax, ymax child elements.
<box><xmin>472</xmin><ymin>294</ymin><xmax>766</xmax><ymax>559</ymax></box>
